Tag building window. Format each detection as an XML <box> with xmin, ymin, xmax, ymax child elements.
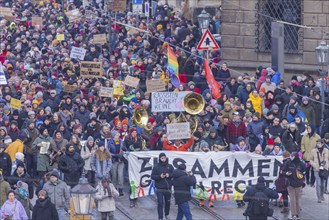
<box><xmin>256</xmin><ymin>0</ymin><xmax>303</xmax><ymax>53</ymax></box>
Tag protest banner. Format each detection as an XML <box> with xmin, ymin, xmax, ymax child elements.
<box><xmin>65</xmin><ymin>9</ymin><xmax>81</xmax><ymax>23</ymax></box>
<box><xmin>80</xmin><ymin>62</ymin><xmax>102</xmax><ymax>78</ymax></box>
<box><xmin>99</xmin><ymin>87</ymin><xmax>114</xmax><ymax>98</ymax></box>
<box><xmin>70</xmin><ymin>47</ymin><xmax>86</xmax><ymax>60</ymax></box>
<box><xmin>166</xmin><ymin>122</ymin><xmax>190</xmax><ymax>140</ymax></box>
<box><xmin>63</xmin><ymin>85</ymin><xmax>77</xmax><ymax>93</ymax></box>
<box><xmin>146</xmin><ymin>79</ymin><xmax>165</xmax><ymax>92</ymax></box>
<box><xmin>10</xmin><ymin>98</ymin><xmax>21</xmax><ymax>110</ymax></box>
<box><xmin>123</xmin><ymin>75</ymin><xmax>140</xmax><ymax>88</ymax></box>
<box><xmin>0</xmin><ymin>63</ymin><xmax>7</xmax><ymax>85</ymax></box>
<box><xmin>127</xmin><ymin>151</ymin><xmax>282</xmax><ymax>200</ymax></box>
<box><xmin>93</xmin><ymin>34</ymin><xmax>107</xmax><ymax>45</ymax></box>
<box><xmin>107</xmin><ymin>0</ymin><xmax>127</xmax><ymax>12</ymax></box>
<box><xmin>56</xmin><ymin>34</ymin><xmax>64</xmax><ymax>41</ymax></box>
<box><xmin>151</xmin><ymin>91</ymin><xmax>190</xmax><ymax>112</ymax></box>
<box><xmin>32</xmin><ymin>16</ymin><xmax>43</xmax><ymax>26</ymax></box>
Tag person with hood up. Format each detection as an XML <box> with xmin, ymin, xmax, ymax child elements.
<box><xmin>282</xmin><ymin>123</ymin><xmax>302</xmax><ymax>153</ymax></box>
<box><xmin>248</xmin><ymin>90</ymin><xmax>263</xmax><ymax>117</ymax></box>
<box><xmin>298</xmin><ymin>96</ymin><xmax>315</xmax><ymax>125</ymax></box>
<box><xmin>5</xmin><ymin>134</ymin><xmax>25</xmax><ymax>162</ymax></box>
<box><xmin>0</xmin><ymin>190</ymin><xmax>28</xmax><ymax>220</ymax></box>
<box><xmin>256</xmin><ymin>69</ymin><xmax>268</xmax><ymax>91</ymax></box>
<box><xmin>243</xmin><ymin>176</ymin><xmax>279</xmax><ymax>220</ymax></box>
<box><xmin>232</xmin><ymin>136</ymin><xmax>249</xmax><ymax>152</ymax></box>
<box><xmin>204</xmin><ymin>126</ymin><xmax>226</xmax><ymax>151</ymax></box>
<box><xmin>0</xmin><ymin>143</ymin><xmax>12</xmax><ymax>178</ymax></box>
<box><xmin>58</xmin><ymin>143</ymin><xmax>84</xmax><ymax>188</ymax></box>
<box><xmin>269</xmin><ymin>66</ymin><xmax>281</xmax><ymax>86</ymax></box>
<box><xmin>172</xmin><ymin>164</ymin><xmax>196</xmax><ymax>220</ymax></box>
<box><xmin>95</xmin><ymin>178</ymin><xmax>119</xmax><ymax>220</ymax></box>
<box><xmin>282</xmin><ymin>152</ymin><xmax>306</xmax><ymax>220</ymax></box>
<box><xmin>151</xmin><ymin>153</ymin><xmax>174</xmax><ymax>220</ymax></box>
<box><xmin>91</xmin><ymin>141</ymin><xmax>112</xmax><ymax>184</ymax></box>
<box><xmin>32</xmin><ymin>189</ymin><xmax>59</xmax><ymax>220</ymax></box>
<box><xmin>0</xmin><ymin>126</ymin><xmax>11</xmax><ymax>145</ymax></box>
<box><xmin>287</xmin><ymin>105</ymin><xmax>307</xmax><ymax>123</ymax></box>
<box><xmin>270</xmin><ymin>144</ymin><xmax>283</xmax><ymax>156</ymax></box>
<box><xmin>301</xmin><ymin>124</ymin><xmax>320</xmax><ymax>185</ymax></box>
<box><xmin>31</xmin><ymin>127</ymin><xmax>55</xmax><ymax>178</ymax></box>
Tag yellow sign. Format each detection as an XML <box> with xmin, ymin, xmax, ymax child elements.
<box><xmin>10</xmin><ymin>98</ymin><xmax>22</xmax><ymax>110</ymax></box>
<box><xmin>113</xmin><ymin>80</ymin><xmax>124</xmax><ymax>96</ymax></box>
<box><xmin>57</xmin><ymin>34</ymin><xmax>64</xmax><ymax>41</ymax></box>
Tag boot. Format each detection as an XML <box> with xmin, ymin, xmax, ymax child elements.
<box><xmin>199</xmin><ymin>200</ymin><xmax>204</xmax><ymax>207</ymax></box>
<box><xmin>209</xmin><ymin>201</ymin><xmax>214</xmax><ymax>207</ymax></box>
<box><xmin>281</xmin><ymin>207</ymin><xmax>289</xmax><ymax>213</ymax></box>
<box><xmin>119</xmin><ymin>188</ymin><xmax>124</xmax><ymax>196</ymax></box>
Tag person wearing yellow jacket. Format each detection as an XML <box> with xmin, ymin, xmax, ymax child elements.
<box><xmin>5</xmin><ymin>135</ymin><xmax>24</xmax><ymax>162</ymax></box>
<box><xmin>248</xmin><ymin>90</ymin><xmax>263</xmax><ymax>117</ymax></box>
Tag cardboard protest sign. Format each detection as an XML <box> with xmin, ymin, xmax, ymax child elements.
<box><xmin>65</xmin><ymin>9</ymin><xmax>81</xmax><ymax>23</ymax></box>
<box><xmin>56</xmin><ymin>34</ymin><xmax>64</xmax><ymax>41</ymax></box>
<box><xmin>99</xmin><ymin>87</ymin><xmax>114</xmax><ymax>98</ymax></box>
<box><xmin>151</xmin><ymin>91</ymin><xmax>190</xmax><ymax>112</ymax></box>
<box><xmin>113</xmin><ymin>80</ymin><xmax>124</xmax><ymax>96</ymax></box>
<box><xmin>32</xmin><ymin>16</ymin><xmax>43</xmax><ymax>26</ymax></box>
<box><xmin>10</xmin><ymin>98</ymin><xmax>21</xmax><ymax>110</ymax></box>
<box><xmin>146</xmin><ymin>79</ymin><xmax>165</xmax><ymax>92</ymax></box>
<box><xmin>63</xmin><ymin>85</ymin><xmax>77</xmax><ymax>93</ymax></box>
<box><xmin>0</xmin><ymin>7</ymin><xmax>14</xmax><ymax>21</ymax></box>
<box><xmin>70</xmin><ymin>47</ymin><xmax>86</xmax><ymax>60</ymax></box>
<box><xmin>80</xmin><ymin>62</ymin><xmax>102</xmax><ymax>78</ymax></box>
<box><xmin>166</xmin><ymin>122</ymin><xmax>190</xmax><ymax>140</ymax></box>
<box><xmin>107</xmin><ymin>0</ymin><xmax>127</xmax><ymax>12</ymax></box>
<box><xmin>123</xmin><ymin>75</ymin><xmax>140</xmax><ymax>88</ymax></box>
<box><xmin>126</xmin><ymin>27</ymin><xmax>139</xmax><ymax>35</ymax></box>
<box><xmin>93</xmin><ymin>34</ymin><xmax>107</xmax><ymax>45</ymax></box>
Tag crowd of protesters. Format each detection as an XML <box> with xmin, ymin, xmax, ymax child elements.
<box><xmin>0</xmin><ymin>0</ymin><xmax>328</xmax><ymax>220</ymax></box>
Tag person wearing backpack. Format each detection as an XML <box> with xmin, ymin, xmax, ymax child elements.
<box><xmin>243</xmin><ymin>176</ymin><xmax>279</xmax><ymax>220</ymax></box>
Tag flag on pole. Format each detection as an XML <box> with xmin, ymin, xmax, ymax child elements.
<box><xmin>204</xmin><ymin>59</ymin><xmax>221</xmax><ymax>99</ymax></box>
<box><xmin>166</xmin><ymin>46</ymin><xmax>180</xmax><ymax>88</ymax></box>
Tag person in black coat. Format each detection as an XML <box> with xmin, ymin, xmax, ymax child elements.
<box><xmin>0</xmin><ymin>143</ymin><xmax>12</xmax><ymax>178</ymax></box>
<box><xmin>172</xmin><ymin>164</ymin><xmax>196</xmax><ymax>220</ymax></box>
<box><xmin>243</xmin><ymin>176</ymin><xmax>279</xmax><ymax>220</ymax></box>
<box><xmin>58</xmin><ymin>143</ymin><xmax>84</xmax><ymax>188</ymax></box>
<box><xmin>32</xmin><ymin>189</ymin><xmax>59</xmax><ymax>220</ymax></box>
<box><xmin>151</xmin><ymin>153</ymin><xmax>174</xmax><ymax>220</ymax></box>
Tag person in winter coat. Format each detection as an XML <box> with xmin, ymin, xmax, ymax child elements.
<box><xmin>74</xmin><ymin>103</ymin><xmax>91</xmax><ymax>129</ymax></box>
<box><xmin>232</xmin><ymin>136</ymin><xmax>249</xmax><ymax>152</ymax></box>
<box><xmin>243</xmin><ymin>176</ymin><xmax>279</xmax><ymax>220</ymax></box>
<box><xmin>262</xmin><ymin>139</ymin><xmax>275</xmax><ymax>156</ymax></box>
<box><xmin>124</xmin><ymin>128</ymin><xmax>144</xmax><ymax>151</ymax></box>
<box><xmin>204</xmin><ymin>127</ymin><xmax>226</xmax><ymax>151</ymax></box>
<box><xmin>32</xmin><ymin>190</ymin><xmax>59</xmax><ymax>220</ymax></box>
<box><xmin>0</xmin><ymin>190</ymin><xmax>28</xmax><ymax>220</ymax></box>
<box><xmin>282</xmin><ymin>152</ymin><xmax>306</xmax><ymax>220</ymax></box>
<box><xmin>226</xmin><ymin>112</ymin><xmax>246</xmax><ymax>149</ymax></box>
<box><xmin>282</xmin><ymin>123</ymin><xmax>302</xmax><ymax>153</ymax></box>
<box><xmin>247</xmin><ymin>112</ymin><xmax>264</xmax><ymax>146</ymax></box>
<box><xmin>248</xmin><ymin>90</ymin><xmax>263</xmax><ymax>117</ymax></box>
<box><xmin>95</xmin><ymin>178</ymin><xmax>119</xmax><ymax>220</ymax></box>
<box><xmin>31</xmin><ymin>127</ymin><xmax>56</xmax><ymax>178</ymax></box>
<box><xmin>298</xmin><ymin>96</ymin><xmax>315</xmax><ymax>125</ymax></box>
<box><xmin>287</xmin><ymin>105</ymin><xmax>307</xmax><ymax>123</ymax></box>
<box><xmin>0</xmin><ymin>126</ymin><xmax>11</xmax><ymax>145</ymax></box>
<box><xmin>151</xmin><ymin>153</ymin><xmax>174</xmax><ymax>220</ymax></box>
<box><xmin>51</xmin><ymin>131</ymin><xmax>68</xmax><ymax>168</ymax></box>
<box><xmin>58</xmin><ymin>143</ymin><xmax>84</xmax><ymax>188</ymax></box>
<box><xmin>172</xmin><ymin>164</ymin><xmax>196</xmax><ymax>220</ymax></box>
<box><xmin>0</xmin><ymin>172</ymin><xmax>10</xmax><ymax>207</ymax></box>
<box><xmin>94</xmin><ymin>123</ymin><xmax>112</xmax><ymax>147</ymax></box>
<box><xmin>301</xmin><ymin>124</ymin><xmax>320</xmax><ymax>185</ymax></box>
<box><xmin>275</xmin><ymin>151</ymin><xmax>291</xmax><ymax>213</ymax></box>
<box><xmin>14</xmin><ymin>181</ymin><xmax>32</xmax><ymax>219</ymax></box>
<box><xmin>91</xmin><ymin>141</ymin><xmax>112</xmax><ymax>184</ymax></box>
<box><xmin>269</xmin><ymin>66</ymin><xmax>281</xmax><ymax>85</ymax></box>
<box><xmin>80</xmin><ymin>136</ymin><xmax>97</xmax><ymax>187</ymax></box>
<box><xmin>5</xmin><ymin>134</ymin><xmax>25</xmax><ymax>162</ymax></box>
<box><xmin>310</xmin><ymin>139</ymin><xmax>329</xmax><ymax>203</ymax></box>
<box><xmin>108</xmin><ymin>130</ymin><xmax>126</xmax><ymax>196</ymax></box>
<box><xmin>163</xmin><ymin>136</ymin><xmax>194</xmax><ymax>151</ymax></box>
<box><xmin>42</xmin><ymin>170</ymin><xmax>70</xmax><ymax>220</ymax></box>
<box><xmin>270</xmin><ymin>144</ymin><xmax>283</xmax><ymax>156</ymax></box>
<box><xmin>0</xmin><ymin>143</ymin><xmax>12</xmax><ymax>178</ymax></box>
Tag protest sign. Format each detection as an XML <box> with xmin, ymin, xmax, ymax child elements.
<box><xmin>0</xmin><ymin>64</ymin><xmax>7</xmax><ymax>85</ymax></box>
<box><xmin>80</xmin><ymin>62</ymin><xmax>102</xmax><ymax>78</ymax></box>
<box><xmin>113</xmin><ymin>80</ymin><xmax>124</xmax><ymax>96</ymax></box>
<box><xmin>10</xmin><ymin>98</ymin><xmax>21</xmax><ymax>110</ymax></box>
<box><xmin>99</xmin><ymin>87</ymin><xmax>114</xmax><ymax>98</ymax></box>
<box><xmin>146</xmin><ymin>79</ymin><xmax>165</xmax><ymax>92</ymax></box>
<box><xmin>127</xmin><ymin>27</ymin><xmax>139</xmax><ymax>35</ymax></box>
<box><xmin>70</xmin><ymin>47</ymin><xmax>86</xmax><ymax>60</ymax></box>
<box><xmin>32</xmin><ymin>16</ymin><xmax>43</xmax><ymax>26</ymax></box>
<box><xmin>0</xmin><ymin>7</ymin><xmax>14</xmax><ymax>21</ymax></box>
<box><xmin>127</xmin><ymin>151</ymin><xmax>282</xmax><ymax>200</ymax></box>
<box><xmin>151</xmin><ymin>91</ymin><xmax>190</xmax><ymax>112</ymax></box>
<box><xmin>107</xmin><ymin>0</ymin><xmax>127</xmax><ymax>12</ymax></box>
<box><xmin>66</xmin><ymin>9</ymin><xmax>81</xmax><ymax>23</ymax></box>
<box><xmin>166</xmin><ymin>122</ymin><xmax>190</xmax><ymax>140</ymax></box>
<box><xmin>63</xmin><ymin>85</ymin><xmax>77</xmax><ymax>93</ymax></box>
<box><xmin>93</xmin><ymin>34</ymin><xmax>107</xmax><ymax>45</ymax></box>
<box><xmin>56</xmin><ymin>34</ymin><xmax>64</xmax><ymax>41</ymax></box>
<box><xmin>123</xmin><ymin>75</ymin><xmax>140</xmax><ymax>88</ymax></box>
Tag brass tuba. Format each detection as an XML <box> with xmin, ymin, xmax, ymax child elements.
<box><xmin>183</xmin><ymin>92</ymin><xmax>205</xmax><ymax>115</ymax></box>
<box><xmin>132</xmin><ymin>107</ymin><xmax>148</xmax><ymax>128</ymax></box>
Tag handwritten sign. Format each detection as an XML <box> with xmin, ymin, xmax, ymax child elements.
<box><xmin>113</xmin><ymin>80</ymin><xmax>124</xmax><ymax>96</ymax></box>
<box><xmin>146</xmin><ymin>79</ymin><xmax>166</xmax><ymax>92</ymax></box>
<box><xmin>123</xmin><ymin>75</ymin><xmax>140</xmax><ymax>88</ymax></box>
<box><xmin>10</xmin><ymin>98</ymin><xmax>21</xmax><ymax>110</ymax></box>
<box><xmin>107</xmin><ymin>0</ymin><xmax>127</xmax><ymax>12</ymax></box>
<box><xmin>93</xmin><ymin>34</ymin><xmax>107</xmax><ymax>45</ymax></box>
<box><xmin>99</xmin><ymin>87</ymin><xmax>114</xmax><ymax>98</ymax></box>
<box><xmin>166</xmin><ymin>122</ymin><xmax>191</xmax><ymax>140</ymax></box>
<box><xmin>65</xmin><ymin>9</ymin><xmax>81</xmax><ymax>23</ymax></box>
<box><xmin>70</xmin><ymin>47</ymin><xmax>86</xmax><ymax>60</ymax></box>
<box><xmin>80</xmin><ymin>62</ymin><xmax>102</xmax><ymax>78</ymax></box>
<box><xmin>127</xmin><ymin>27</ymin><xmax>139</xmax><ymax>35</ymax></box>
<box><xmin>32</xmin><ymin>16</ymin><xmax>43</xmax><ymax>26</ymax></box>
<box><xmin>151</xmin><ymin>91</ymin><xmax>190</xmax><ymax>112</ymax></box>
<box><xmin>56</xmin><ymin>34</ymin><xmax>64</xmax><ymax>41</ymax></box>
<box><xmin>0</xmin><ymin>7</ymin><xmax>14</xmax><ymax>21</ymax></box>
<box><xmin>63</xmin><ymin>85</ymin><xmax>77</xmax><ymax>93</ymax></box>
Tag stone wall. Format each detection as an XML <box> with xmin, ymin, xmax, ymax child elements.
<box><xmin>221</xmin><ymin>0</ymin><xmax>328</xmax><ymax>73</ymax></box>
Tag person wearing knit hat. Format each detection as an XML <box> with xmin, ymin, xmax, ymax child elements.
<box><xmin>0</xmin><ymin>143</ymin><xmax>12</xmax><ymax>177</ymax></box>
<box><xmin>33</xmin><ymin>188</ymin><xmax>59</xmax><ymax>220</ymax></box>
<box><xmin>199</xmin><ymin>140</ymin><xmax>210</xmax><ymax>152</ymax></box>
<box><xmin>263</xmin><ymin>138</ymin><xmax>275</xmax><ymax>156</ymax></box>
<box><xmin>254</xmin><ymin>145</ymin><xmax>263</xmax><ymax>155</ymax></box>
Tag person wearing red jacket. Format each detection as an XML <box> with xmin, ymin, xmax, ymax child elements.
<box><xmin>226</xmin><ymin>112</ymin><xmax>247</xmax><ymax>150</ymax></box>
<box><xmin>163</xmin><ymin>137</ymin><xmax>194</xmax><ymax>151</ymax></box>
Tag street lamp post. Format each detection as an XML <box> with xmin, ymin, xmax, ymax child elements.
<box><xmin>197</xmin><ymin>9</ymin><xmax>211</xmax><ymax>59</ymax></box>
<box><xmin>70</xmin><ymin>174</ymin><xmax>96</xmax><ymax>220</ymax></box>
<box><xmin>315</xmin><ymin>40</ymin><xmax>329</xmax><ymax>128</ymax></box>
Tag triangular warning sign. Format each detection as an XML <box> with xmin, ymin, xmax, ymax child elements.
<box><xmin>197</xmin><ymin>29</ymin><xmax>219</xmax><ymax>51</ymax></box>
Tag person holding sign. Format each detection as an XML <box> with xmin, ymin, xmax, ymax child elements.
<box><xmin>163</xmin><ymin>135</ymin><xmax>194</xmax><ymax>151</ymax></box>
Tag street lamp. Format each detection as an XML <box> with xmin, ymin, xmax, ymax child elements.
<box><xmin>197</xmin><ymin>9</ymin><xmax>211</xmax><ymax>33</ymax></box>
<box><xmin>70</xmin><ymin>174</ymin><xmax>96</xmax><ymax>218</ymax></box>
<box><xmin>315</xmin><ymin>40</ymin><xmax>329</xmax><ymax>126</ymax></box>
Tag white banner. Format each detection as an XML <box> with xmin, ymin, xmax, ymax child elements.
<box><xmin>70</xmin><ymin>47</ymin><xmax>86</xmax><ymax>60</ymax></box>
<box><xmin>127</xmin><ymin>151</ymin><xmax>282</xmax><ymax>200</ymax></box>
<box><xmin>167</xmin><ymin>122</ymin><xmax>190</xmax><ymax>140</ymax></box>
<box><xmin>151</xmin><ymin>92</ymin><xmax>190</xmax><ymax>112</ymax></box>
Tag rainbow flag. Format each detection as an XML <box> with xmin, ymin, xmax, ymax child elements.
<box><xmin>166</xmin><ymin>46</ymin><xmax>180</xmax><ymax>88</ymax></box>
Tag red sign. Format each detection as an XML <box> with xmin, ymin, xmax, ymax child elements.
<box><xmin>197</xmin><ymin>29</ymin><xmax>219</xmax><ymax>51</ymax></box>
